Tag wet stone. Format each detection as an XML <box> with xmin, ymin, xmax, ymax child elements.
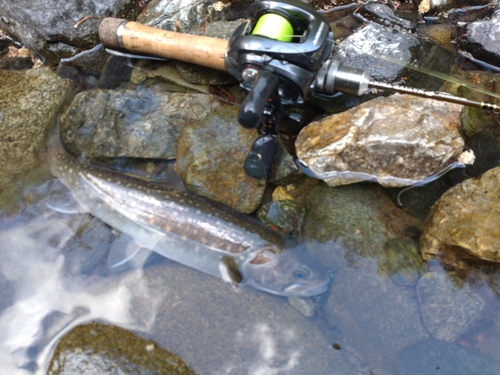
<box><xmin>440</xmin><ymin>70</ymin><xmax>500</xmax><ymax>137</ymax></box>
<box><xmin>47</xmin><ymin>322</ymin><xmax>196</xmax><ymax>375</ymax></box>
<box><xmin>175</xmin><ymin>105</ymin><xmax>265</xmax><ymax>213</ymax></box>
<box><xmin>0</xmin><ymin>0</ymin><xmax>140</xmax><ymax>64</ymax></box>
<box><xmin>420</xmin><ymin>166</ymin><xmax>500</xmax><ymax>263</ymax></box>
<box><xmin>138</xmin><ymin>0</ymin><xmax>225</xmax><ymax>33</ymax></box>
<box><xmin>256</xmin><ymin>199</ymin><xmax>305</xmax><ymax>235</ymax></box>
<box><xmin>378</xmin><ymin>237</ymin><xmax>425</xmax><ymax>286</ymax></box>
<box><xmin>60</xmin><ymin>89</ymin><xmax>218</xmax><ymax>160</ymax></box>
<box><xmin>334</xmin><ymin>23</ymin><xmax>420</xmax><ymax>82</ymax></box>
<box><xmin>359</xmin><ymin>3</ymin><xmax>414</xmax><ymax>30</ymax></box>
<box><xmin>461</xmin><ymin>7</ymin><xmax>500</xmax><ymax>67</ymax></box>
<box><xmin>417</xmin><ymin>271</ymin><xmax>485</xmax><ymax>342</ymax></box>
<box><xmin>296</xmin><ymin>94</ymin><xmax>464</xmax><ymax>188</ymax></box>
<box><xmin>0</xmin><ymin>67</ymin><xmax>74</xmax><ymax>190</ymax></box>
<box><xmin>269</xmin><ymin>146</ymin><xmax>302</xmax><ymax>185</ymax></box>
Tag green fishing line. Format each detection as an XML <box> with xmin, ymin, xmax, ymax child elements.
<box><xmin>252</xmin><ymin>13</ymin><xmax>294</xmax><ymax>42</ymax></box>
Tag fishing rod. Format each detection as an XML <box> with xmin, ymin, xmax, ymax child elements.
<box><xmin>98</xmin><ymin>0</ymin><xmax>499</xmax><ymax>179</ymax></box>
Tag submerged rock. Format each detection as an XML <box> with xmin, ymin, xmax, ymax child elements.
<box><xmin>303</xmin><ymin>182</ymin><xmax>421</xmax><ymax>258</ymax></box>
<box><xmin>417</xmin><ymin>271</ymin><xmax>484</xmax><ymax>342</ymax></box>
<box><xmin>60</xmin><ymin>89</ymin><xmax>218</xmax><ymax>160</ymax></box>
<box><xmin>296</xmin><ymin>94</ymin><xmax>465</xmax><ymax>188</ymax></box>
<box><xmin>0</xmin><ymin>67</ymin><xmax>74</xmax><ymax>190</ymax></box>
<box><xmin>378</xmin><ymin>237</ymin><xmax>425</xmax><ymax>286</ymax></box>
<box><xmin>420</xmin><ymin>166</ymin><xmax>500</xmax><ymax>263</ymax></box>
<box><xmin>48</xmin><ymin>323</ymin><xmax>196</xmax><ymax>375</ymax></box>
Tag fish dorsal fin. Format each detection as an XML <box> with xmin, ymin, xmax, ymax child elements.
<box><xmin>107</xmin><ymin>233</ymin><xmax>152</xmax><ymax>273</ymax></box>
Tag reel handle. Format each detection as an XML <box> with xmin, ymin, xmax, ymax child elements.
<box><xmin>99</xmin><ymin>18</ymin><xmax>228</xmax><ymax>71</ymax></box>
<box><xmin>238</xmin><ymin>70</ymin><xmax>279</xmax><ymax>129</ymax></box>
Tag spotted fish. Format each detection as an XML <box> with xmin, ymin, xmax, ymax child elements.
<box><xmin>46</xmin><ymin>122</ymin><xmax>329</xmax><ymax>297</ymax></box>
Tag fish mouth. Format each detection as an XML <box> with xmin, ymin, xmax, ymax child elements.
<box><xmin>284</xmin><ymin>281</ymin><xmax>329</xmax><ymax>297</ymax></box>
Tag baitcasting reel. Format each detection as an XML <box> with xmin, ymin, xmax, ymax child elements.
<box><xmin>225</xmin><ymin>0</ymin><xmax>334</xmax><ymax>179</ymax></box>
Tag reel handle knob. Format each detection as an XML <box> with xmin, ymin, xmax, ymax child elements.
<box><xmin>237</xmin><ymin>69</ymin><xmax>279</xmax><ymax>129</ymax></box>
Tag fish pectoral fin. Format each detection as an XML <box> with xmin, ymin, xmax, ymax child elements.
<box><xmin>107</xmin><ymin>233</ymin><xmax>152</xmax><ymax>273</ymax></box>
<box><xmin>219</xmin><ymin>256</ymin><xmax>243</xmax><ymax>286</ymax></box>
<box><xmin>46</xmin><ymin>186</ymin><xmax>90</xmax><ymax>214</ymax></box>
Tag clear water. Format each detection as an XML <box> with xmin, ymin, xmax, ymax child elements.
<box><xmin>1</xmin><ymin>2</ymin><xmax>500</xmax><ymax>374</ymax></box>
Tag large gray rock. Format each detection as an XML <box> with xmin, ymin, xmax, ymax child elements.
<box><xmin>460</xmin><ymin>6</ymin><xmax>500</xmax><ymax>66</ymax></box>
<box><xmin>60</xmin><ymin>89</ymin><xmax>218</xmax><ymax>160</ymax></box>
<box><xmin>0</xmin><ymin>0</ymin><xmax>140</xmax><ymax>64</ymax></box>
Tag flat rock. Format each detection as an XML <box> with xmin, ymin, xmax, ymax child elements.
<box><xmin>420</xmin><ymin>166</ymin><xmax>500</xmax><ymax>262</ymax></box>
<box><xmin>296</xmin><ymin>94</ymin><xmax>464</xmax><ymax>188</ymax></box>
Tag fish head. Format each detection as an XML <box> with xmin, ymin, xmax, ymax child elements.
<box><xmin>241</xmin><ymin>245</ymin><xmax>330</xmax><ymax>297</ymax></box>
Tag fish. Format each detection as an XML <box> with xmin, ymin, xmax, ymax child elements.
<box><xmin>46</xmin><ymin>120</ymin><xmax>330</xmax><ymax>297</ymax></box>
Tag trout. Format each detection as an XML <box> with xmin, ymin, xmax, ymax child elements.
<box><xmin>46</xmin><ymin>123</ymin><xmax>329</xmax><ymax>297</ymax></box>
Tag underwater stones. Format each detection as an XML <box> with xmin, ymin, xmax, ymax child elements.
<box><xmin>417</xmin><ymin>272</ymin><xmax>484</xmax><ymax>342</ymax></box>
<box><xmin>296</xmin><ymin>94</ymin><xmax>464</xmax><ymax>188</ymax></box>
<box><xmin>378</xmin><ymin>237</ymin><xmax>425</xmax><ymax>286</ymax></box>
<box><xmin>60</xmin><ymin>89</ymin><xmax>218</xmax><ymax>160</ymax></box>
<box><xmin>420</xmin><ymin>166</ymin><xmax>500</xmax><ymax>263</ymax></box>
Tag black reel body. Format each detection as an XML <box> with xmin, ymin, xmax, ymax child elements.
<box><xmin>225</xmin><ymin>0</ymin><xmax>334</xmax><ymax>178</ymax></box>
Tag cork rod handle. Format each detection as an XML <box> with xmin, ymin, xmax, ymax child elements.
<box><xmin>99</xmin><ymin>18</ymin><xmax>228</xmax><ymax>71</ymax></box>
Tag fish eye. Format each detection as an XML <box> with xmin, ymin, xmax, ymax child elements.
<box><xmin>292</xmin><ymin>267</ymin><xmax>311</xmax><ymax>280</ymax></box>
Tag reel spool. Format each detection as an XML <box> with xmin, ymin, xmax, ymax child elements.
<box><xmin>251</xmin><ymin>12</ymin><xmax>295</xmax><ymax>42</ymax></box>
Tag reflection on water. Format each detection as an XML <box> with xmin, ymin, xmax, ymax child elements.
<box><xmin>0</xmin><ymin>208</ymin><xmax>164</xmax><ymax>374</ymax></box>
<box><xmin>2</xmin><ymin>172</ymin><xmax>500</xmax><ymax>374</ymax></box>
<box><xmin>0</xmin><ymin>174</ymin><xmax>346</xmax><ymax>374</ymax></box>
